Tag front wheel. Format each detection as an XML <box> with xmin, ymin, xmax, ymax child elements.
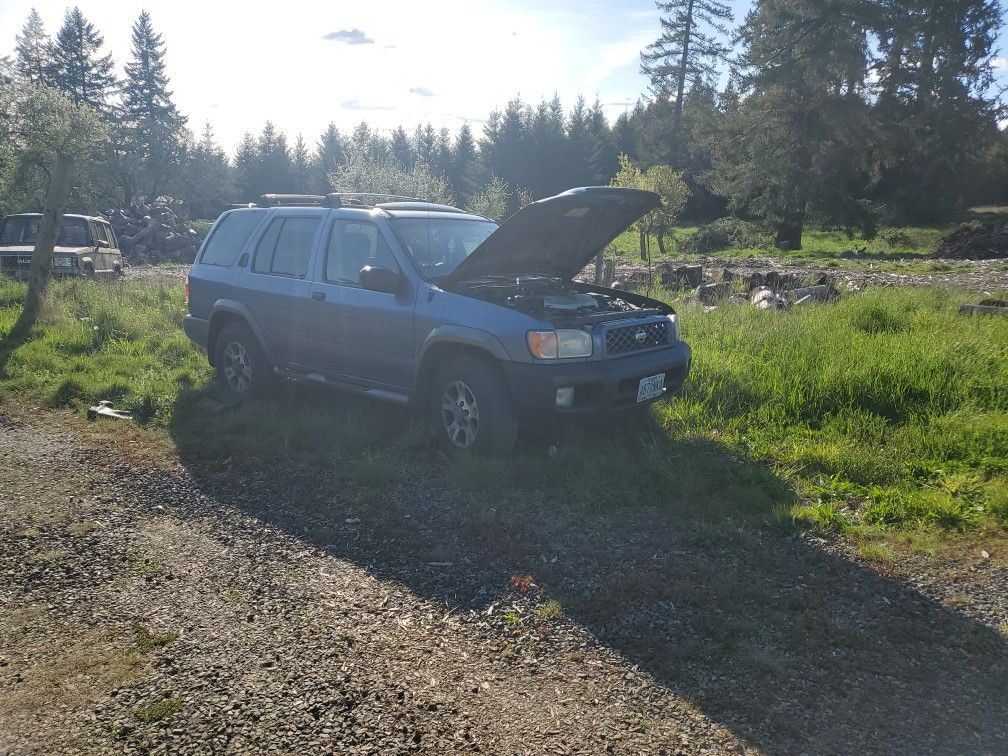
<box><xmin>431</xmin><ymin>356</ymin><xmax>518</xmax><ymax>456</ymax></box>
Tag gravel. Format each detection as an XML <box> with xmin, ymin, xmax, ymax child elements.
<box><xmin>1</xmin><ymin>408</ymin><xmax>1006</xmax><ymax>754</ymax></box>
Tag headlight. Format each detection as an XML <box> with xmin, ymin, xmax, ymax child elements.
<box><xmin>667</xmin><ymin>313</ymin><xmax>679</xmax><ymax>342</ymax></box>
<box><xmin>51</xmin><ymin>256</ymin><xmax>73</xmax><ymax>268</ymax></box>
<box><xmin>527</xmin><ymin>329</ymin><xmax>593</xmax><ymax>359</ymax></box>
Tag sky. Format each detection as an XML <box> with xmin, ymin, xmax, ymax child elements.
<box><xmin>1</xmin><ymin>0</ymin><xmax>1005</xmax><ymax>152</ymax></box>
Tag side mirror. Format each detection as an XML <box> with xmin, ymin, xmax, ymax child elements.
<box><xmin>95</xmin><ymin>239</ymin><xmax>110</xmax><ymax>249</ymax></box>
<box><xmin>359</xmin><ymin>265</ymin><xmax>404</xmax><ymax>295</ymax></box>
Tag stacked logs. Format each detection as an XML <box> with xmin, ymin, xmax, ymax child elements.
<box><xmin>105</xmin><ymin>198</ymin><xmax>203</xmax><ymax>264</ymax></box>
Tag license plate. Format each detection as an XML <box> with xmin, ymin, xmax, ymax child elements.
<box><xmin>637</xmin><ymin>373</ymin><xmax>665</xmax><ymax>402</ymax></box>
<box><xmin>17</xmin><ymin>257</ymin><xmax>31</xmax><ymax>265</ymax></box>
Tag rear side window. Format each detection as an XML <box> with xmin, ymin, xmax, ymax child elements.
<box><xmin>200</xmin><ymin>210</ymin><xmax>266</xmax><ymax>267</ymax></box>
<box><xmin>252</xmin><ymin>217</ymin><xmax>319</xmax><ymax>278</ymax></box>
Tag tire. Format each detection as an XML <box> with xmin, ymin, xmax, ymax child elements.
<box><xmin>214</xmin><ymin>322</ymin><xmax>275</xmax><ymax>398</ymax></box>
<box><xmin>431</xmin><ymin>355</ymin><xmax>518</xmax><ymax>456</ymax></box>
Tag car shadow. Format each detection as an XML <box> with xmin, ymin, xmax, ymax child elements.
<box><xmin>168</xmin><ymin>386</ymin><xmax>1008</xmax><ymax>754</ymax></box>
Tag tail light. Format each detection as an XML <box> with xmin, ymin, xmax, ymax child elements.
<box><xmin>184</xmin><ymin>275</ymin><xmax>190</xmax><ymax>308</ymax></box>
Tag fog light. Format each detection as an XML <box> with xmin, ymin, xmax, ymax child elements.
<box><xmin>555</xmin><ymin>386</ymin><xmax>575</xmax><ymax>408</ymax></box>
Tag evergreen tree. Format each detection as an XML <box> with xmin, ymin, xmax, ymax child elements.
<box><xmin>450</xmin><ymin>123</ymin><xmax>477</xmax><ymax>203</ymax></box>
<box><xmin>390</xmin><ymin>126</ymin><xmax>415</xmax><ymax>169</ymax></box>
<box><xmin>641</xmin><ymin>0</ymin><xmax>732</xmax><ymax>164</ymax></box>
<box><xmin>291</xmin><ymin>134</ymin><xmax>312</xmax><ymax>194</ymax></box>
<box><xmin>566</xmin><ymin>96</ymin><xmax>593</xmax><ymax>186</ymax></box>
<box><xmin>253</xmin><ymin>122</ymin><xmax>292</xmax><ymax>195</ymax></box>
<box><xmin>611</xmin><ymin>111</ymin><xmax>640</xmax><ymax>163</ymax></box>
<box><xmin>434</xmin><ymin>127</ymin><xmax>453</xmax><ymax>179</ymax></box>
<box><xmin>413</xmin><ymin>123</ymin><xmax>437</xmax><ymax>166</ymax></box>
<box><xmin>587</xmin><ymin>100</ymin><xmax>618</xmax><ymax>185</ymax></box>
<box><xmin>119</xmin><ymin>11</ymin><xmax>186</xmax><ymax>202</ymax></box>
<box><xmin>14</xmin><ymin>9</ymin><xmax>53</xmax><ymax>86</ymax></box>
<box><xmin>871</xmin><ymin>0</ymin><xmax>1004</xmax><ymax>220</ymax></box>
<box><xmin>716</xmin><ymin>0</ymin><xmax>876</xmax><ymax>248</ymax></box>
<box><xmin>527</xmin><ymin>95</ymin><xmax>566</xmax><ymax>197</ymax></box>
<box><xmin>479</xmin><ymin>97</ymin><xmax>529</xmax><ymax>191</ymax></box>
<box><xmin>233</xmin><ymin>131</ymin><xmax>257</xmax><ymax>201</ymax></box>
<box><xmin>184</xmin><ymin>122</ymin><xmax>233</xmax><ymax>219</ymax></box>
<box><xmin>314</xmin><ymin>123</ymin><xmax>345</xmax><ymax>192</ymax></box>
<box><xmin>50</xmin><ymin>7</ymin><xmax>116</xmax><ymax>111</ymax></box>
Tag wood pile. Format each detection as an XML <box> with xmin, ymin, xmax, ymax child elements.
<box><xmin>933</xmin><ymin>221</ymin><xmax>1008</xmax><ymax>260</ymax></box>
<box><xmin>105</xmin><ymin>199</ymin><xmax>203</xmax><ymax>264</ymax></box>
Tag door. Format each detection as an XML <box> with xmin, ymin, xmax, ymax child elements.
<box><xmin>235</xmin><ymin>213</ymin><xmax>322</xmax><ymax>367</ymax></box>
<box><xmin>306</xmin><ymin>218</ymin><xmax>415</xmax><ymax>389</ymax></box>
<box><xmin>91</xmin><ymin>221</ymin><xmax>115</xmax><ymax>272</ymax></box>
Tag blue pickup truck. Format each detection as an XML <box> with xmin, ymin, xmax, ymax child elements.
<box><xmin>183</xmin><ymin>187</ymin><xmax>691</xmax><ymax>454</ymax></box>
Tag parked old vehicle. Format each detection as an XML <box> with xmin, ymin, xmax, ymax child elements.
<box><xmin>183</xmin><ymin>187</ymin><xmax>692</xmax><ymax>454</ymax></box>
<box><xmin>0</xmin><ymin>213</ymin><xmax>124</xmax><ymax>279</ymax></box>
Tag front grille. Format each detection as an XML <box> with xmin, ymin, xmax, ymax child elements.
<box><xmin>605</xmin><ymin>321</ymin><xmax>669</xmax><ymax>355</ymax></box>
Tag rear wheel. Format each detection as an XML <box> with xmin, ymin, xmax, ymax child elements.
<box><xmin>431</xmin><ymin>356</ymin><xmax>518</xmax><ymax>456</ymax></box>
<box><xmin>214</xmin><ymin>322</ymin><xmax>275</xmax><ymax>398</ymax></box>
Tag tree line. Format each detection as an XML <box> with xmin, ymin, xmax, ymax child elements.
<box><xmin>1</xmin><ymin>2</ymin><xmax>1006</xmax><ymax>248</ymax></box>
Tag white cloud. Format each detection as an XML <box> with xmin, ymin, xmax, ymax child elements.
<box><xmin>992</xmin><ymin>57</ymin><xmax>1007</xmax><ymax>70</ymax></box>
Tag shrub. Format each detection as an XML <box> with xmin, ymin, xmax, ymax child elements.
<box><xmin>687</xmin><ymin>217</ymin><xmax>771</xmax><ymax>254</ymax></box>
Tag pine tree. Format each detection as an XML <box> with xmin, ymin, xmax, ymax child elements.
<box><xmin>120</xmin><ymin>11</ymin><xmax>186</xmax><ymax>201</ymax></box>
<box><xmin>184</xmin><ymin>122</ymin><xmax>233</xmax><ymax>219</ymax></box>
<box><xmin>50</xmin><ymin>7</ymin><xmax>116</xmax><ymax>111</ymax></box>
<box><xmin>413</xmin><ymin>123</ymin><xmax>437</xmax><ymax>166</ymax></box>
<box><xmin>871</xmin><ymin>0</ymin><xmax>1004</xmax><ymax>219</ymax></box>
<box><xmin>14</xmin><ymin>9</ymin><xmax>53</xmax><ymax>86</ymax></box>
<box><xmin>390</xmin><ymin>126</ymin><xmax>415</xmax><ymax>169</ymax></box>
<box><xmin>254</xmin><ymin>122</ymin><xmax>292</xmax><ymax>195</ymax></box>
<box><xmin>587</xmin><ymin>100</ymin><xmax>617</xmax><ymax>185</ymax></box>
<box><xmin>314</xmin><ymin>124</ymin><xmax>345</xmax><ymax>192</ymax></box>
<box><xmin>450</xmin><ymin>123</ymin><xmax>477</xmax><ymax>203</ymax></box>
<box><xmin>291</xmin><ymin>134</ymin><xmax>312</xmax><ymax>193</ymax></box>
<box><xmin>234</xmin><ymin>132</ymin><xmax>257</xmax><ymax>201</ymax></box>
<box><xmin>640</xmin><ymin>0</ymin><xmax>733</xmax><ymax>164</ymax></box>
<box><xmin>722</xmin><ymin>0</ymin><xmax>876</xmax><ymax>248</ymax></box>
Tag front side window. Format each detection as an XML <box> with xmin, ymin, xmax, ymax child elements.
<box><xmin>389</xmin><ymin>217</ymin><xmax>498</xmax><ymax>281</ymax></box>
<box><xmin>94</xmin><ymin>222</ymin><xmax>109</xmax><ymax>244</ymax></box>
<box><xmin>324</xmin><ymin>220</ymin><xmax>399</xmax><ymax>285</ymax></box>
<box><xmin>253</xmin><ymin>217</ymin><xmax>319</xmax><ymax>277</ymax></box>
<box><xmin>200</xmin><ymin>210</ymin><xmax>267</xmax><ymax>267</ymax></box>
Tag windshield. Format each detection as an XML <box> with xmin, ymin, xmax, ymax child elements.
<box><xmin>389</xmin><ymin>217</ymin><xmax>498</xmax><ymax>280</ymax></box>
<box><xmin>0</xmin><ymin>216</ymin><xmax>91</xmax><ymax>247</ymax></box>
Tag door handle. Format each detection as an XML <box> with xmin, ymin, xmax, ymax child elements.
<box><xmin>310</xmin><ymin>291</ymin><xmax>326</xmax><ymax>301</ymax></box>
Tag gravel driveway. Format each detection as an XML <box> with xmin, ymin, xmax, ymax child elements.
<box><xmin>1</xmin><ymin>408</ymin><xmax>1006</xmax><ymax>754</ymax></box>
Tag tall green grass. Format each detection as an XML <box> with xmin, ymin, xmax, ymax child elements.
<box><xmin>660</xmin><ymin>288</ymin><xmax>1008</xmax><ymax>535</ymax></box>
<box><xmin>1</xmin><ymin>277</ymin><xmax>1006</xmax><ymax>543</ymax></box>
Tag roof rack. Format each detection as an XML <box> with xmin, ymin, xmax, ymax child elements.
<box><xmin>252</xmin><ymin>192</ymin><xmax>466</xmax><ymax>211</ymax></box>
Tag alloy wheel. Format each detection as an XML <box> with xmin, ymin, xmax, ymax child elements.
<box><xmin>441</xmin><ymin>379</ymin><xmax>480</xmax><ymax>448</ymax></box>
<box><xmin>222</xmin><ymin>341</ymin><xmax>253</xmax><ymax>393</ymax></box>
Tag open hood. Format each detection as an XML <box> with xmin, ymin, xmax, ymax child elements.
<box><xmin>442</xmin><ymin>187</ymin><xmax>659</xmax><ymax>285</ymax></box>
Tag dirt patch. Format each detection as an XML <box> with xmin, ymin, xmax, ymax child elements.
<box><xmin>1</xmin><ymin>408</ymin><xmax>1006</xmax><ymax>753</ymax></box>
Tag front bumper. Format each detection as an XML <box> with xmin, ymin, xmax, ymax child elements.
<box><xmin>499</xmin><ymin>340</ymin><xmax>691</xmax><ymax>420</ymax></box>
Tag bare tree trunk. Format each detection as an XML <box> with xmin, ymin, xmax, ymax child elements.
<box><xmin>672</xmin><ymin>0</ymin><xmax>695</xmax><ymax>167</ymax></box>
<box><xmin>9</xmin><ymin>153</ymin><xmax>74</xmax><ymax>341</ymax></box>
<box><xmin>656</xmin><ymin>233</ymin><xmax>667</xmax><ymax>257</ymax></box>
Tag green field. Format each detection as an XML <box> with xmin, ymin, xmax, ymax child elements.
<box><xmin>608</xmin><ymin>225</ymin><xmax>949</xmax><ymax>262</ymax></box>
<box><xmin>1</xmin><ymin>276</ymin><xmax>1006</xmax><ymax>560</ymax></box>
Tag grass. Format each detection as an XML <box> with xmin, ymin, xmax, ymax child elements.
<box><xmin>133</xmin><ymin>624</ymin><xmax>177</xmax><ymax>653</ymax></box>
<box><xmin>1</xmin><ymin>276</ymin><xmax>1006</xmax><ymax>556</ymax></box>
<box><xmin>135</xmin><ymin>697</ymin><xmax>181</xmax><ymax>723</ymax></box>
<box><xmin>608</xmin><ymin>224</ymin><xmax>947</xmax><ymax>262</ymax></box>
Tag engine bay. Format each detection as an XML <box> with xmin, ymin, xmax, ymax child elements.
<box><xmin>451</xmin><ymin>275</ymin><xmax>659</xmax><ymax>322</ymax></box>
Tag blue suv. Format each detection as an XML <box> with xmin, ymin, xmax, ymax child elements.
<box><xmin>183</xmin><ymin>187</ymin><xmax>691</xmax><ymax>454</ymax></box>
